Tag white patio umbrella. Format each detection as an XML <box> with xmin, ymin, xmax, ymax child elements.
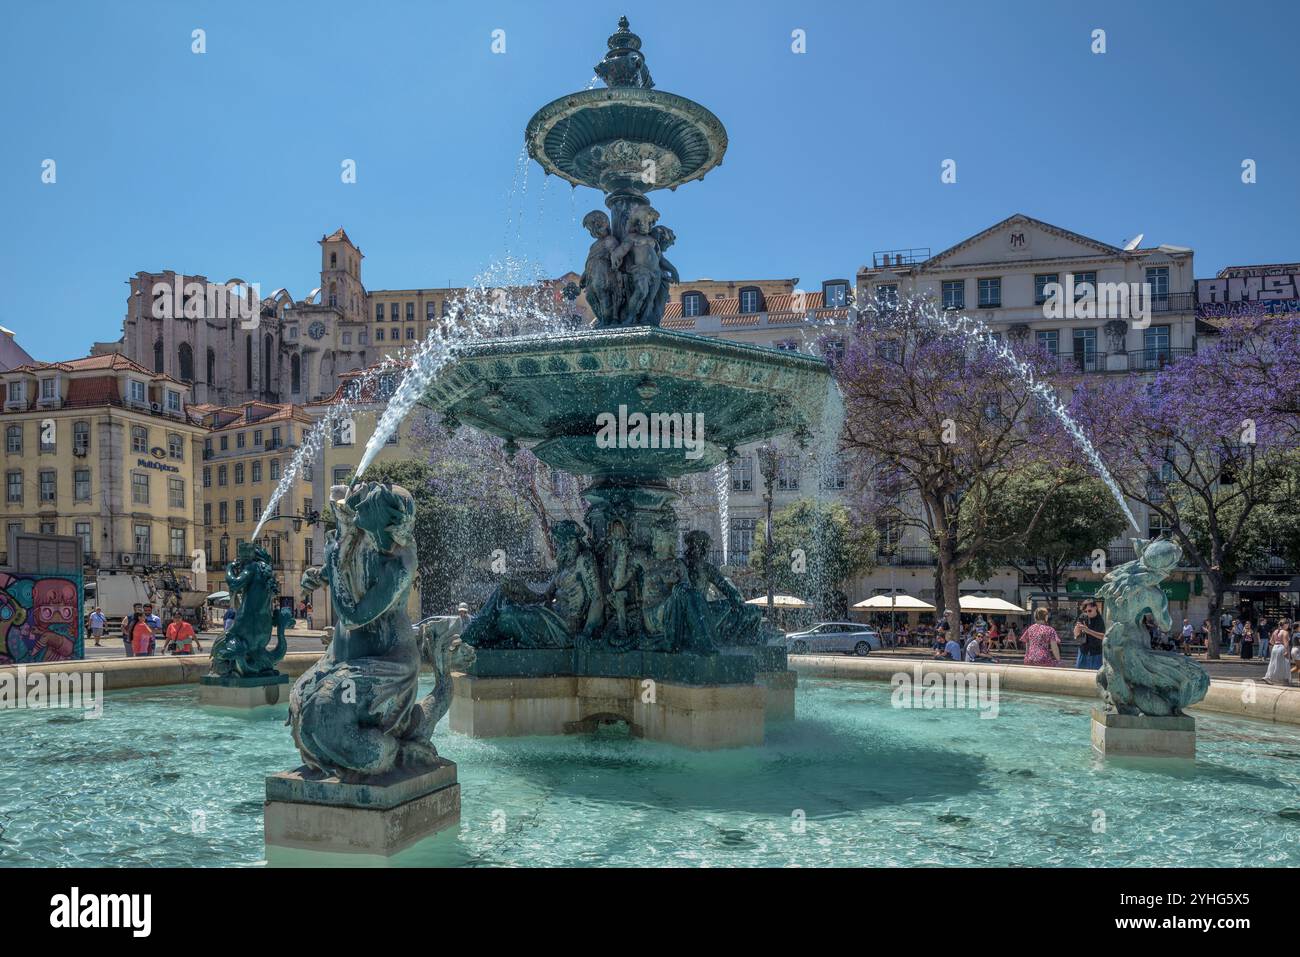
<box><xmin>852</xmin><ymin>593</ymin><xmax>936</xmax><ymax>611</ymax></box>
<box><xmin>958</xmin><ymin>594</ymin><xmax>1030</xmax><ymax>615</ymax></box>
<box><xmin>744</xmin><ymin>595</ymin><xmax>810</xmax><ymax>609</ymax></box>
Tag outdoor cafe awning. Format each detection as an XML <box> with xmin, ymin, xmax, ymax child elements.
<box><xmin>744</xmin><ymin>595</ymin><xmax>809</xmax><ymax>608</ymax></box>
<box><xmin>852</xmin><ymin>593</ymin><xmax>936</xmax><ymax>611</ymax></box>
<box><xmin>958</xmin><ymin>595</ymin><xmax>1030</xmax><ymax>615</ymax></box>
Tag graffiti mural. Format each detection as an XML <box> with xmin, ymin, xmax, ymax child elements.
<box><xmin>0</xmin><ymin>572</ymin><xmax>83</xmax><ymax>664</ymax></box>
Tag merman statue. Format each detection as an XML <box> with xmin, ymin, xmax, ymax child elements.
<box><xmin>1096</xmin><ymin>538</ymin><xmax>1210</xmax><ymax>717</ymax></box>
<box><xmin>289</xmin><ymin>482</ymin><xmax>460</xmax><ymax>781</ymax></box>
<box><xmin>208</xmin><ymin>541</ymin><xmax>287</xmax><ymax>678</ymax></box>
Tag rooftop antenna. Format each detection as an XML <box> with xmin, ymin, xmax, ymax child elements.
<box><xmin>1122</xmin><ymin>233</ymin><xmax>1144</xmax><ymax>252</ymax></box>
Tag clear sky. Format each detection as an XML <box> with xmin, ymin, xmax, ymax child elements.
<box><xmin>2</xmin><ymin>0</ymin><xmax>1297</xmax><ymax>362</ymax></box>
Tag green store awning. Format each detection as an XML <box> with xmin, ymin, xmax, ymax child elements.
<box><xmin>1067</xmin><ymin>579</ymin><xmax>1191</xmax><ymax>601</ymax></box>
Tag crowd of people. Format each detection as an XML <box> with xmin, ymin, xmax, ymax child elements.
<box><xmin>93</xmin><ymin>603</ymin><xmax>203</xmax><ymax>658</ymax></box>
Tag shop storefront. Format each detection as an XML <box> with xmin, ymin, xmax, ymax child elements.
<box><xmin>1225</xmin><ymin>573</ymin><xmax>1300</xmax><ymax>624</ymax></box>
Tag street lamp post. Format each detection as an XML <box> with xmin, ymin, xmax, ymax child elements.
<box><xmin>757</xmin><ymin>442</ymin><xmax>778</xmax><ymax>620</ymax></box>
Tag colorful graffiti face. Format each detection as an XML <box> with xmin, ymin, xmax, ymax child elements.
<box><xmin>0</xmin><ymin>574</ymin><xmax>82</xmax><ymax>665</ymax></box>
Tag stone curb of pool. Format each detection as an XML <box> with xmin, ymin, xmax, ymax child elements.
<box><xmin>787</xmin><ymin>655</ymin><xmax>1300</xmax><ymax>726</ymax></box>
<box><xmin>4</xmin><ymin>652</ymin><xmax>1298</xmax><ymax>727</ymax></box>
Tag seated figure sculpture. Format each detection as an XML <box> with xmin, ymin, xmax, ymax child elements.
<box><xmin>633</xmin><ymin>521</ymin><xmax>716</xmax><ymax>655</ymax></box>
<box><xmin>461</xmin><ymin>520</ymin><xmax>604</xmax><ymax>649</ymax></box>
<box><xmin>289</xmin><ymin>482</ymin><xmax>449</xmax><ymax>781</ymax></box>
<box><xmin>208</xmin><ymin>541</ymin><xmax>287</xmax><ymax>678</ymax></box>
<box><xmin>1096</xmin><ymin>538</ymin><xmax>1211</xmax><ymax>717</ymax></box>
<box><xmin>681</xmin><ymin>530</ymin><xmax>765</xmax><ymax>646</ymax></box>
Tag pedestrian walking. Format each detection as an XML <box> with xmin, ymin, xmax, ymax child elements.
<box><xmin>1023</xmin><ymin>607</ymin><xmax>1062</xmax><ymax>667</ymax></box>
<box><xmin>1241</xmin><ymin>621</ymin><xmax>1255</xmax><ymax>660</ymax></box>
<box><xmin>1264</xmin><ymin>620</ymin><xmax>1292</xmax><ymax>685</ymax></box>
<box><xmin>88</xmin><ymin>607</ymin><xmax>106</xmax><ymax>647</ymax></box>
<box><xmin>130</xmin><ymin>613</ymin><xmax>154</xmax><ymax>657</ymax></box>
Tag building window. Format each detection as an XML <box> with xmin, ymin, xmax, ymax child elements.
<box><xmin>203</xmin><ymin>466</ymin><xmax>211</xmax><ymax>488</ymax></box>
<box><xmin>251</xmin><ymin>460</ymin><xmax>262</xmax><ymax>483</ymax></box>
<box><xmin>236</xmin><ymin>431</ymin><xmax>246</xmax><ymax>449</ymax></box>
<box><xmin>203</xmin><ymin>503</ymin><xmax>211</xmax><ymax>526</ymax></box>
<box><xmin>774</xmin><ymin>339</ymin><xmax>800</xmax><ymax>352</ymax></box>
<box><xmin>390</xmin><ymin>303</ymin><xmax>400</xmax><ymax>321</ymax></box>
<box><xmin>1034</xmin><ymin>273</ymin><xmax>1059</xmax><ymax>305</ymax></box>
<box><xmin>252</xmin><ymin>497</ymin><xmax>262</xmax><ymax>519</ymax></box>
<box><xmin>219</xmin><ymin>501</ymin><xmax>228</xmax><ymax>523</ymax></box>
<box><xmin>333</xmin><ymin>467</ymin><xmax>351</xmax><ymax>485</ymax></box>
<box><xmin>1146</xmin><ymin>266</ymin><xmax>1170</xmax><ymax>302</ymax></box>
<box><xmin>166</xmin><ymin>390</ymin><xmax>182</xmax><ymax>413</ymax></box>
<box><xmin>342</xmin><ymin>332</ymin><xmax>352</xmax><ymax>345</ymax></box>
<box><xmin>40</xmin><ymin>378</ymin><xmax>56</xmax><ymax>401</ymax></box>
<box><xmin>219</xmin><ymin>536</ymin><xmax>229</xmax><ymax>564</ymax></box>
<box><xmin>777</xmin><ymin>455</ymin><xmax>801</xmax><ymax>491</ymax></box>
<box><xmin>332</xmin><ymin>422</ymin><xmax>352</xmax><ymax>447</ymax></box>
<box><xmin>738</xmin><ymin>287</ymin><xmax>762</xmax><ymax>314</ymax></box>
<box><xmin>75</xmin><ymin>521</ymin><xmax>92</xmax><ymax>556</ymax></box>
<box><xmin>131</xmin><ymin>425</ymin><xmax>148</xmax><ymax>453</ymax></box>
<box><xmin>74</xmin><ymin>470</ymin><xmax>90</xmax><ymax>501</ymax></box>
<box><xmin>5</xmin><ymin>425</ymin><xmax>20</xmax><ymax>454</ymax></box>
<box><xmin>39</xmin><ymin>423</ymin><xmax>55</xmax><ymax>452</ymax></box>
<box><xmin>875</xmin><ymin>284</ymin><xmax>899</xmax><ymax>311</ymax></box>
<box><xmin>426</xmin><ymin>301</ymin><xmax>435</xmax><ymax>321</ymax></box>
<box><xmin>39</xmin><ymin>470</ymin><xmax>56</xmax><ymax>503</ymax></box>
<box><xmin>218</xmin><ymin>465</ymin><xmax>228</xmax><ymax>487</ymax></box>
<box><xmin>823</xmin><ymin>282</ymin><xmax>849</xmax><ymax>308</ymax></box>
<box><xmin>682</xmin><ymin>292</ymin><xmax>707</xmax><ymax>317</ymax></box>
<box><xmin>170</xmin><ymin>527</ymin><xmax>186</xmax><ymax>558</ymax></box>
<box><xmin>234</xmin><ymin>463</ymin><xmax>245</xmax><ymax>484</ymax></box>
<box><xmin>1036</xmin><ymin>329</ymin><xmax>1059</xmax><ymax>355</ymax></box>
<box><xmin>39</xmin><ymin>520</ymin><xmax>56</xmax><ymax>536</ymax></box>
<box><xmin>219</xmin><ymin>435</ymin><xmax>228</xmax><ymax>451</ymax></box>
<box><xmin>271</xmin><ymin>427</ymin><xmax>281</xmax><ymax>447</ymax></box>
<box><xmin>302</xmin><ymin>463</ymin><xmax>313</xmax><ymax>482</ymax></box>
<box><xmin>168</xmin><ymin>477</ymin><xmax>185</xmax><ymax>509</ymax></box>
<box><xmin>376</xmin><ymin>328</ymin><xmax>384</xmax><ymax>342</ymax></box>
<box><xmin>730</xmin><ymin>455</ymin><xmax>753</xmax><ymax>492</ymax></box>
<box><xmin>1142</xmin><ymin>324</ymin><xmax>1172</xmax><ymax>368</ymax></box>
<box><xmin>941</xmin><ymin>280</ymin><xmax>965</xmax><ymax>310</ymax></box>
<box><xmin>129</xmin><ymin>380</ymin><xmax>147</xmax><ymax>404</ymax></box>
<box><xmin>1074</xmin><ymin>271</ymin><xmax>1097</xmax><ymax>301</ymax></box>
<box><xmin>7</xmin><ymin>382</ymin><xmax>25</xmax><ymax>404</ymax></box>
<box><xmin>270</xmin><ymin>459</ymin><xmax>281</xmax><ymax>481</ymax></box>
<box><xmin>406</xmin><ymin>327</ymin><xmax>415</xmax><ymax>340</ymax></box>
<box><xmin>1072</xmin><ymin>328</ymin><xmax>1099</xmax><ymax>372</ymax></box>
<box><xmin>253</xmin><ymin>429</ymin><xmax>263</xmax><ymax>446</ymax></box>
<box><xmin>375</xmin><ymin>303</ymin><xmax>384</xmax><ymax>321</ymax></box>
<box><xmin>73</xmin><ymin>421</ymin><xmax>89</xmax><ymax>455</ymax></box>
<box><xmin>132</xmin><ymin>472</ymin><xmax>150</xmax><ymax>505</ymax></box>
<box><xmin>978</xmin><ymin>278</ymin><xmax>1001</xmax><ymax>308</ymax></box>
<box><xmin>406</xmin><ymin>302</ymin><xmax>415</xmax><ymax>320</ymax></box>
<box><xmin>134</xmin><ymin>524</ymin><xmax>151</xmax><ymax>558</ymax></box>
<box><xmin>730</xmin><ymin>518</ymin><xmax>757</xmax><ymax>565</ymax></box>
<box><xmin>235</xmin><ymin>500</ymin><xmax>245</xmax><ymax>523</ymax></box>
<box><xmin>167</xmin><ymin>433</ymin><xmax>184</xmax><ymax>460</ymax></box>
<box><xmin>821</xmin><ymin>338</ymin><xmax>845</xmax><ymax>364</ymax></box>
<box><xmin>819</xmin><ymin>457</ymin><xmax>847</xmax><ymax>490</ymax></box>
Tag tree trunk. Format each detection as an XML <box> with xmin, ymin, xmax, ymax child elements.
<box><xmin>938</xmin><ymin>553</ymin><xmax>962</xmax><ymax>637</ymax></box>
<box><xmin>932</xmin><ymin>565</ymin><xmax>946</xmax><ymax>626</ymax></box>
<box><xmin>1205</xmin><ymin>577</ymin><xmax>1224</xmax><ymax>660</ymax></box>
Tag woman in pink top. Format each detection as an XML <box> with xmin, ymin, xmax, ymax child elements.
<box><xmin>1021</xmin><ymin>606</ymin><xmax>1061</xmax><ymax>666</ymax></box>
<box><xmin>131</xmin><ymin>614</ymin><xmax>154</xmax><ymax>656</ymax></box>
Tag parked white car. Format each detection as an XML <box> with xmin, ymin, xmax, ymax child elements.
<box><xmin>784</xmin><ymin>623</ymin><xmax>881</xmax><ymax>656</ymax></box>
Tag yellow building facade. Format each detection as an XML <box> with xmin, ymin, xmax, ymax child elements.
<box><xmin>0</xmin><ymin>355</ymin><xmax>205</xmax><ymax>573</ymax></box>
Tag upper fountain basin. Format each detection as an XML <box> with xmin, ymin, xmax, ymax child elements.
<box><xmin>525</xmin><ymin>87</ymin><xmax>728</xmax><ymax>194</ymax></box>
<box><xmin>419</xmin><ymin>327</ymin><xmax>834</xmax><ymax>481</ymax></box>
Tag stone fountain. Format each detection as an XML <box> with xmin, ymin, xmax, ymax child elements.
<box><xmin>419</xmin><ymin>18</ymin><xmax>835</xmax><ymax>748</ymax></box>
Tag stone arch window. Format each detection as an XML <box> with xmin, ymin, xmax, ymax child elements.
<box><xmin>206</xmin><ymin>347</ymin><xmax>216</xmax><ymax>384</ymax></box>
<box><xmin>245</xmin><ymin>334</ymin><xmax>253</xmax><ymax>391</ymax></box>
<box><xmin>328</xmin><ymin>282</ymin><xmax>338</xmax><ymax>307</ymax></box>
<box><xmin>330</xmin><ymin>251</ymin><xmax>337</xmax><ymax>268</ymax></box>
<box><xmin>290</xmin><ymin>353</ymin><xmax>301</xmax><ymax>394</ymax></box>
<box><xmin>177</xmin><ymin>342</ymin><xmax>194</xmax><ymax>382</ymax></box>
<box><xmin>738</xmin><ymin>286</ymin><xmax>764</xmax><ymax>314</ymax></box>
<box><xmin>263</xmin><ymin>334</ymin><xmax>273</xmax><ymax>392</ymax></box>
<box><xmin>681</xmin><ymin>291</ymin><xmax>708</xmax><ymax>317</ymax></box>
<box><xmin>153</xmin><ymin>338</ymin><xmax>165</xmax><ymax>373</ymax></box>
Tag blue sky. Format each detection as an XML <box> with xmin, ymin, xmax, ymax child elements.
<box><xmin>2</xmin><ymin>0</ymin><xmax>1297</xmax><ymax>362</ymax></box>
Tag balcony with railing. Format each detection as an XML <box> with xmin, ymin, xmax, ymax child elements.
<box><xmin>1127</xmin><ymin>347</ymin><xmax>1193</xmax><ymax>372</ymax></box>
<box><xmin>869</xmin><ymin>248</ymin><xmax>931</xmax><ymax>269</ymax></box>
<box><xmin>1149</xmin><ymin>292</ymin><xmax>1196</xmax><ymax>314</ymax></box>
<box><xmin>876</xmin><ymin>546</ymin><xmax>939</xmax><ymax>567</ymax></box>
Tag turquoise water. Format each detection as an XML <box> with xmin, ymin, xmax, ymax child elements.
<box><xmin>1</xmin><ymin>678</ymin><xmax>1298</xmax><ymax>867</ymax></box>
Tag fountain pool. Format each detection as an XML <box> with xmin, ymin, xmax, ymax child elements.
<box><xmin>3</xmin><ymin>678</ymin><xmax>1297</xmax><ymax>867</ymax></box>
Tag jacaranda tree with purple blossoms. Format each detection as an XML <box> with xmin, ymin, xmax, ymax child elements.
<box><xmin>837</xmin><ymin>298</ymin><xmax>1067</xmax><ymax>635</ymax></box>
<box><xmin>1070</xmin><ymin>316</ymin><xmax>1300</xmax><ymax>657</ymax></box>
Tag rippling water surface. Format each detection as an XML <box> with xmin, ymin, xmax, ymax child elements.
<box><xmin>1</xmin><ymin>678</ymin><xmax>1297</xmax><ymax>867</ymax></box>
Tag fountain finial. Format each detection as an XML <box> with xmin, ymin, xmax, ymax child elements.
<box><xmin>595</xmin><ymin>16</ymin><xmax>654</xmax><ymax>89</ymax></box>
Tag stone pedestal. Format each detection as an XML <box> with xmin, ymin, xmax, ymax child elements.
<box><xmin>1091</xmin><ymin>707</ymin><xmax>1196</xmax><ymax>759</ymax></box>
<box><xmin>450</xmin><ymin>672</ymin><xmax>769</xmax><ymax>749</ymax></box>
<box><xmin>199</xmin><ymin>672</ymin><xmax>289</xmax><ymax>710</ymax></box>
<box><xmin>757</xmin><ymin>670</ymin><xmax>797</xmax><ymax>720</ymax></box>
<box><xmin>264</xmin><ymin>759</ymin><xmax>460</xmax><ymax>856</ymax></box>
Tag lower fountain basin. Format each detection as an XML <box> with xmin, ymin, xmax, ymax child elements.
<box><xmin>420</xmin><ymin>326</ymin><xmax>835</xmax><ymax>479</ymax></box>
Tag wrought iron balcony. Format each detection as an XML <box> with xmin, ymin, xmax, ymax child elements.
<box><xmin>1128</xmin><ymin>347</ymin><xmax>1193</xmax><ymax>371</ymax></box>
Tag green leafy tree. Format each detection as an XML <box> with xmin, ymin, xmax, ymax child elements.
<box><xmin>963</xmin><ymin>465</ymin><xmax>1127</xmax><ymax>610</ymax></box>
<box><xmin>748</xmin><ymin>499</ymin><xmax>877</xmax><ymax>619</ymax></box>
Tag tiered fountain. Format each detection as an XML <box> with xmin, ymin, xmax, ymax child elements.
<box><xmin>419</xmin><ymin>18</ymin><xmax>837</xmax><ymax>748</ymax></box>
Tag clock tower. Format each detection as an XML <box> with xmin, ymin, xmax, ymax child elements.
<box><xmin>319</xmin><ymin>228</ymin><xmax>366</xmax><ymax>324</ymax></box>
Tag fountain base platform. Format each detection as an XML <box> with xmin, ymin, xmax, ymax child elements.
<box><xmin>447</xmin><ymin>655</ymin><xmax>790</xmax><ymax>748</ymax></box>
<box><xmin>199</xmin><ymin>672</ymin><xmax>289</xmax><ymax>710</ymax></box>
<box><xmin>1091</xmin><ymin>708</ymin><xmax>1196</xmax><ymax>759</ymax></box>
<box><xmin>264</xmin><ymin>759</ymin><xmax>460</xmax><ymax>856</ymax></box>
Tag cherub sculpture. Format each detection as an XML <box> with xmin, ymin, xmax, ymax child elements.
<box><xmin>579</xmin><ymin>210</ymin><xmax>622</xmax><ymax>326</ymax></box>
<box><xmin>611</xmin><ymin>205</ymin><xmax>661</xmax><ymax>327</ymax></box>
<box><xmin>210</xmin><ymin>541</ymin><xmax>286</xmax><ymax>678</ymax></box>
<box><xmin>1096</xmin><ymin>538</ymin><xmax>1210</xmax><ymax>717</ymax></box>
<box><xmin>647</xmin><ymin>224</ymin><xmax>679</xmax><ymax>327</ymax></box>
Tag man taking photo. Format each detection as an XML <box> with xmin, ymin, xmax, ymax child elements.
<box><xmin>1074</xmin><ymin>599</ymin><xmax>1105</xmax><ymax>670</ymax></box>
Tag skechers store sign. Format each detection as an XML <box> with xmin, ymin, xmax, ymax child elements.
<box><xmin>1196</xmin><ymin>264</ymin><xmax>1300</xmax><ymax>321</ymax></box>
<box><xmin>1227</xmin><ymin>575</ymin><xmax>1300</xmax><ymax>593</ymax></box>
